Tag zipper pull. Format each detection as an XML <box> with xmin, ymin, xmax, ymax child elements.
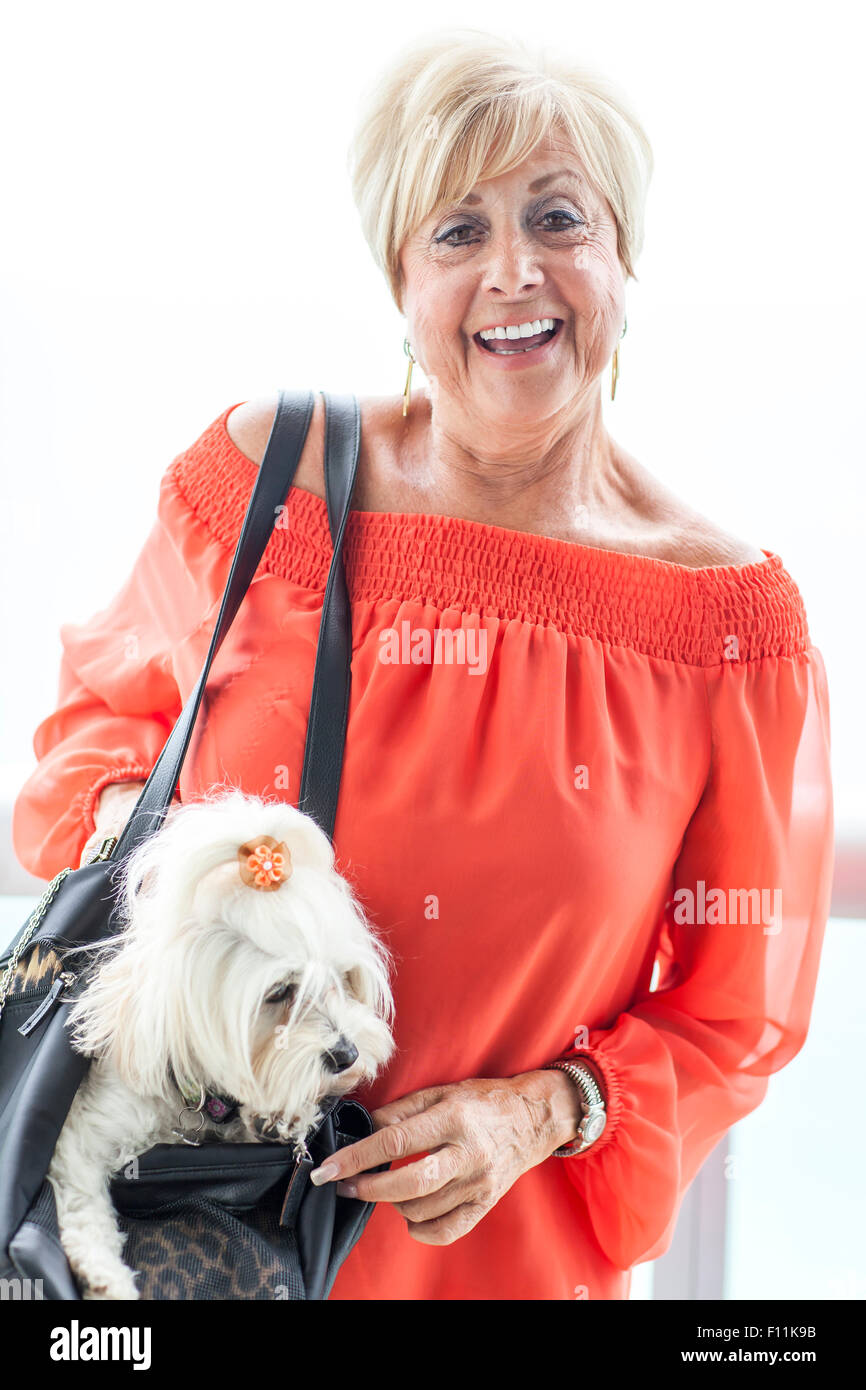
<box><xmin>18</xmin><ymin>971</ymin><xmax>77</xmax><ymax>1037</ymax></box>
<box><xmin>86</xmin><ymin>835</ymin><xmax>118</xmax><ymax>865</ymax></box>
<box><xmin>279</xmin><ymin>1147</ymin><xmax>312</xmax><ymax>1228</ymax></box>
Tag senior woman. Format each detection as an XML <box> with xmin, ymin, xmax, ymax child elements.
<box><xmin>13</xmin><ymin>30</ymin><xmax>834</xmax><ymax>1301</ymax></box>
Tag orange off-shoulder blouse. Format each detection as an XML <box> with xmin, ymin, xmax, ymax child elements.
<box><xmin>12</xmin><ymin>401</ymin><xmax>835</xmax><ymax>1301</ymax></box>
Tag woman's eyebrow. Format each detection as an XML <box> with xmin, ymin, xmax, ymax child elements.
<box><xmin>527</xmin><ymin>169</ymin><xmax>585</xmax><ymax>192</ymax></box>
<box><xmin>457</xmin><ymin>170</ymin><xmax>586</xmax><ymax>206</ymax></box>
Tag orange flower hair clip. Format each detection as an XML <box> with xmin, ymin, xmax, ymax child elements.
<box><xmin>237</xmin><ymin>836</ymin><xmax>292</xmax><ymax>892</ymax></box>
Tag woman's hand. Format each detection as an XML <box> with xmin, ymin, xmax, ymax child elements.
<box><xmin>309</xmin><ymin>1070</ymin><xmax>585</xmax><ymax>1246</ymax></box>
<box><xmin>78</xmin><ymin>781</ymin><xmax>147</xmax><ymax>866</ymax></box>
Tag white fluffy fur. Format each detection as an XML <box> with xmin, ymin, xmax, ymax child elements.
<box><xmin>47</xmin><ymin>788</ymin><xmax>395</xmax><ymax>1300</ymax></box>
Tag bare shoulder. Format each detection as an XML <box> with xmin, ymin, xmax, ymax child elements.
<box><xmin>668</xmin><ymin>522</ymin><xmax>766</xmax><ymax>570</ymax></box>
<box><xmin>620</xmin><ymin>448</ymin><xmax>766</xmax><ymax>570</ymax></box>
<box><xmin>225</xmin><ymin>392</ymin><xmax>326</xmax><ymax>501</ymax></box>
<box><xmin>225</xmin><ymin>391</ymin><xmax>407</xmax><ymax>510</ymax></box>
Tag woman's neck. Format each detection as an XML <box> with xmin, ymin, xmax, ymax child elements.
<box><xmin>409</xmin><ymin>390</ymin><xmax>631</xmax><ymax>542</ymax></box>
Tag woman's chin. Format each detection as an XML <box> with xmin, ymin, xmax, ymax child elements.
<box><xmin>473</xmin><ymin>376</ymin><xmax>574</xmax><ymax>424</ymax></box>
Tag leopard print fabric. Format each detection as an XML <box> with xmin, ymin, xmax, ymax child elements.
<box><xmin>5</xmin><ymin>940</ymin><xmax>65</xmax><ymax>997</ymax></box>
<box><xmin>116</xmin><ymin>1189</ymin><xmax>305</xmax><ymax>1300</ymax></box>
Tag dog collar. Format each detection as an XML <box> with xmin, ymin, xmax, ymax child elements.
<box><xmin>172</xmin><ymin>1072</ymin><xmax>240</xmax><ymax>1126</ymax></box>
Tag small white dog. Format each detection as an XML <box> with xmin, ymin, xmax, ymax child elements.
<box><xmin>47</xmin><ymin>788</ymin><xmax>395</xmax><ymax>1301</ymax></box>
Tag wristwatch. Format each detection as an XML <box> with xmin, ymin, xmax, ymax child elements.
<box><xmin>543</xmin><ymin>1060</ymin><xmax>607</xmax><ymax>1157</ymax></box>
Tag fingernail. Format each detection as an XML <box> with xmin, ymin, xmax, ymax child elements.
<box><xmin>309</xmin><ymin>1162</ymin><xmax>339</xmax><ymax>1185</ymax></box>
<box><xmin>336</xmin><ymin>1181</ymin><xmax>358</xmax><ymax>1198</ymax></box>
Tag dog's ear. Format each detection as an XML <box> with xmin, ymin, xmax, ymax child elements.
<box><xmin>67</xmin><ymin>935</ymin><xmax>179</xmax><ymax>1097</ymax></box>
<box><xmin>346</xmin><ymin>934</ymin><xmax>395</xmax><ymax>1026</ymax></box>
<box><xmin>67</xmin><ymin>943</ymin><xmax>138</xmax><ymax>1064</ymax></box>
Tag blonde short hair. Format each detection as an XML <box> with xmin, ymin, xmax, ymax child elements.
<box><xmin>348</xmin><ymin>28</ymin><xmax>654</xmax><ymax>313</ymax></box>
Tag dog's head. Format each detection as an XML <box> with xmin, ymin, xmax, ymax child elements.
<box><xmin>68</xmin><ymin>788</ymin><xmax>395</xmax><ymax>1145</ymax></box>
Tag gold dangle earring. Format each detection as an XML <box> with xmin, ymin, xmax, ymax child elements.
<box><xmin>610</xmin><ymin>316</ymin><xmax>627</xmax><ymax>402</ymax></box>
<box><xmin>402</xmin><ymin>337</ymin><xmax>417</xmax><ymax>417</ymax></box>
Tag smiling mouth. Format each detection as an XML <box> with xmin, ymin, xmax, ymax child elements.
<box><xmin>474</xmin><ymin>319</ymin><xmax>562</xmax><ymax>355</ymax></box>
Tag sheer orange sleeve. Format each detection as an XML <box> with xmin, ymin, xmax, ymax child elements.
<box><xmin>555</xmin><ymin>647</ymin><xmax>834</xmax><ymax>1271</ymax></box>
<box><xmin>11</xmin><ymin>462</ymin><xmax>228</xmax><ymax>881</ymax></box>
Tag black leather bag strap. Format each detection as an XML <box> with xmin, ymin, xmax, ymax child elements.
<box><xmin>298</xmin><ymin>394</ymin><xmax>361</xmax><ymax>839</ymax></box>
<box><xmin>113</xmin><ymin>389</ymin><xmax>316</xmax><ymax>862</ymax></box>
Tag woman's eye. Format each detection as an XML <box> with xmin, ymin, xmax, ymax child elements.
<box><xmin>266</xmin><ymin>982</ymin><xmax>296</xmax><ymax>1005</ymax></box>
<box><xmin>540</xmin><ymin>209</ymin><xmax>584</xmax><ymax>230</ymax></box>
<box><xmin>436</xmin><ymin>211</ymin><xmax>582</xmax><ymax>246</ymax></box>
<box><xmin>436</xmin><ymin>222</ymin><xmax>479</xmax><ymax>246</ymax></box>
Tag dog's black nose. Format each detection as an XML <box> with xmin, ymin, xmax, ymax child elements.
<box><xmin>323</xmin><ymin>1036</ymin><xmax>359</xmax><ymax>1074</ymax></box>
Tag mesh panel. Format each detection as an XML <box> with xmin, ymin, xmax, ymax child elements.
<box><xmin>23</xmin><ymin>1177</ymin><xmax>305</xmax><ymax>1301</ymax></box>
<box><xmin>16</xmin><ymin>1103</ymin><xmax>374</xmax><ymax>1300</ymax></box>
<box><xmin>117</xmin><ymin>1184</ymin><xmax>305</xmax><ymax>1301</ymax></box>
<box><xmin>24</xmin><ymin>1179</ymin><xmax>61</xmax><ymax>1234</ymax></box>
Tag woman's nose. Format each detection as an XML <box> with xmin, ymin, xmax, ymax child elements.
<box><xmin>480</xmin><ymin>234</ymin><xmax>544</xmax><ymax>297</ymax></box>
<box><xmin>323</xmin><ymin>1035</ymin><xmax>359</xmax><ymax>1073</ymax></box>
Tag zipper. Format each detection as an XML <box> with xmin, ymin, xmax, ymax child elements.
<box><xmin>88</xmin><ymin>835</ymin><xmax>119</xmax><ymax>865</ymax></box>
<box><xmin>278</xmin><ymin>1149</ymin><xmax>312</xmax><ymax>1228</ymax></box>
<box><xmin>18</xmin><ymin>971</ymin><xmax>77</xmax><ymax>1037</ymax></box>
<box><xmin>0</xmin><ymin>835</ymin><xmax>117</xmax><ymax>1022</ymax></box>
<box><xmin>2</xmin><ymin>983</ymin><xmax>56</xmax><ymax>1008</ymax></box>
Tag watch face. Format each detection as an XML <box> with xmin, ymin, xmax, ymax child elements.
<box><xmin>584</xmin><ymin>1112</ymin><xmax>606</xmax><ymax>1143</ymax></box>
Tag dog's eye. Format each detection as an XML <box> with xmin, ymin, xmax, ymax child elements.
<box><xmin>265</xmin><ymin>982</ymin><xmax>297</xmax><ymax>1005</ymax></box>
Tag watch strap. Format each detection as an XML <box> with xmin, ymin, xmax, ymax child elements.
<box><xmin>544</xmin><ymin>1059</ymin><xmax>606</xmax><ymax>1157</ymax></box>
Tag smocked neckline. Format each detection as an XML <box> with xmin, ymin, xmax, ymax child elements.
<box><xmin>166</xmin><ymin>402</ymin><xmax>811</xmax><ymax>666</ymax></box>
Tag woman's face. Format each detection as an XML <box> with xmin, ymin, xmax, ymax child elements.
<box><xmin>399</xmin><ymin>132</ymin><xmax>626</xmax><ymax>439</ymax></box>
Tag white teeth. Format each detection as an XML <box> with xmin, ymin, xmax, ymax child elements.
<box><xmin>479</xmin><ymin>317</ymin><xmax>557</xmax><ymax>341</ymax></box>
